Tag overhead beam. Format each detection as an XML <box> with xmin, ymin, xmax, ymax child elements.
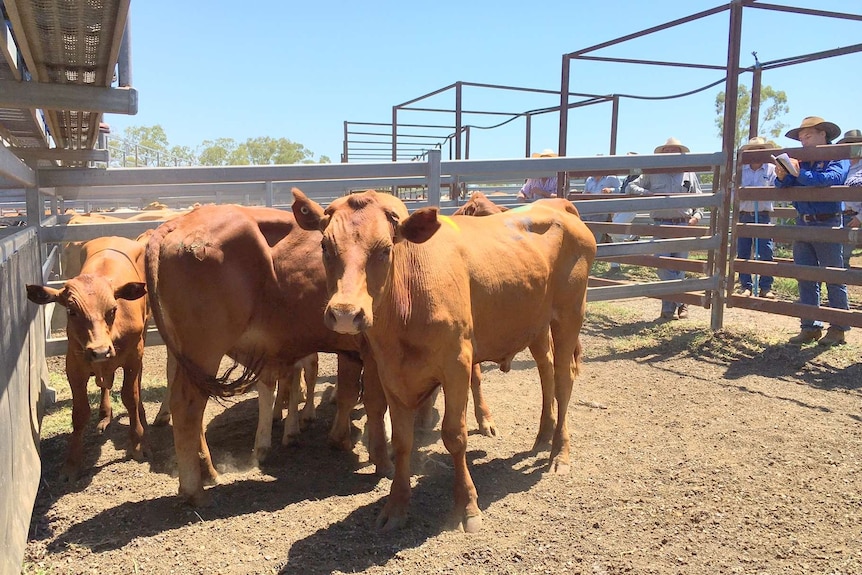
<box><xmin>0</xmin><ymin>143</ymin><xmax>36</xmax><ymax>188</ymax></box>
<box><xmin>13</xmin><ymin>148</ymin><xmax>109</xmax><ymax>163</ymax></box>
<box><xmin>0</xmin><ymin>81</ymin><xmax>138</xmax><ymax>115</ymax></box>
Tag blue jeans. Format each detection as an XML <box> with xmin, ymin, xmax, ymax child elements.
<box><xmin>736</xmin><ymin>211</ymin><xmax>774</xmax><ymax>292</ymax></box>
<box><xmin>655</xmin><ymin>219</ymin><xmax>687</xmax><ymax>314</ymax></box>
<box><xmin>793</xmin><ymin>216</ymin><xmax>848</xmax><ymax>331</ymax></box>
<box><xmin>842</xmin><ymin>212</ymin><xmax>856</xmax><ymax>268</ymax></box>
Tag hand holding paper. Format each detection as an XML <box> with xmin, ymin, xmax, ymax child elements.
<box><xmin>771</xmin><ymin>153</ymin><xmax>800</xmax><ymax>177</ymax></box>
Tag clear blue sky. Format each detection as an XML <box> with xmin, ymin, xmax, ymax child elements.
<box><xmin>106</xmin><ymin>0</ymin><xmax>862</xmax><ymax>162</ymax></box>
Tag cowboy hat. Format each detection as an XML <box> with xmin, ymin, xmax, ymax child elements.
<box><xmin>654</xmin><ymin>137</ymin><xmax>690</xmax><ymax>154</ymax></box>
<box><xmin>784</xmin><ymin>116</ymin><xmax>841</xmax><ymax>142</ymax></box>
<box><xmin>739</xmin><ymin>136</ymin><xmax>777</xmax><ymax>151</ymax></box>
<box><xmin>837</xmin><ymin>129</ymin><xmax>862</xmax><ymax>144</ymax></box>
<box><xmin>531</xmin><ymin>149</ymin><xmax>559</xmax><ymax>158</ymax></box>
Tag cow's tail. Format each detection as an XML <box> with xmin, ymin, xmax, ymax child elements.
<box><xmin>572</xmin><ymin>336</ymin><xmax>583</xmax><ymax>379</ymax></box>
<box><xmin>145</xmin><ymin>221</ymin><xmax>262</xmax><ymax>399</ymax></box>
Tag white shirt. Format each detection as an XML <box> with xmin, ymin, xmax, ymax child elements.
<box><xmin>738</xmin><ymin>163</ymin><xmax>776</xmax><ymax>212</ymax></box>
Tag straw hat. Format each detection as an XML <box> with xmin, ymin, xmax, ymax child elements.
<box><xmin>837</xmin><ymin>129</ymin><xmax>862</xmax><ymax>144</ymax></box>
<box><xmin>739</xmin><ymin>136</ymin><xmax>777</xmax><ymax>151</ymax></box>
<box><xmin>654</xmin><ymin>137</ymin><xmax>690</xmax><ymax>154</ymax></box>
<box><xmin>784</xmin><ymin>116</ymin><xmax>841</xmax><ymax>142</ymax></box>
<box><xmin>531</xmin><ymin>149</ymin><xmax>558</xmax><ymax>158</ymax></box>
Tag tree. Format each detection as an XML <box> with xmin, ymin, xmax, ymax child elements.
<box><xmin>714</xmin><ymin>84</ymin><xmax>789</xmax><ymax>149</ymax></box>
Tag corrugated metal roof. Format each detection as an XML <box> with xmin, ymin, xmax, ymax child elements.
<box><xmin>0</xmin><ymin>0</ymin><xmax>129</xmax><ymax>156</ymax></box>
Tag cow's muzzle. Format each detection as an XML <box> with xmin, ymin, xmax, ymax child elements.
<box><xmin>85</xmin><ymin>345</ymin><xmax>115</xmax><ymax>363</ymax></box>
<box><xmin>325</xmin><ymin>302</ymin><xmax>371</xmax><ymax>334</ymax></box>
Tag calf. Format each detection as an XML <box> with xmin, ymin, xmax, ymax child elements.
<box><xmin>27</xmin><ymin>236</ymin><xmax>150</xmax><ymax>481</ymax></box>
<box><xmin>292</xmin><ymin>189</ymin><xmax>596</xmax><ymax>532</ymax></box>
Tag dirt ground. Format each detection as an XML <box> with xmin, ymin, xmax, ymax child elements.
<box><xmin>24</xmin><ymin>296</ymin><xmax>862</xmax><ymax>575</ymax></box>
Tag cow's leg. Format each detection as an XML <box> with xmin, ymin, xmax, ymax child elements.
<box><xmin>299</xmin><ymin>353</ymin><xmax>319</xmax><ymax>428</ymax></box>
<box><xmin>281</xmin><ymin>365</ymin><xmax>302</xmax><ymax>446</ymax></box>
<box><xmin>376</xmin><ymin>398</ymin><xmax>414</xmax><ymax>532</ymax></box>
<box><xmin>328</xmin><ymin>353</ymin><xmax>361</xmax><ymax>451</ymax></box>
<box><xmin>120</xmin><ymin>360</ymin><xmax>147</xmax><ymax>462</ymax></box>
<box><xmin>547</xmin><ymin>323</ymin><xmax>580</xmax><ymax>475</ymax></box>
<box><xmin>255</xmin><ymin>375</ymin><xmax>276</xmax><ymax>462</ymax></box>
<box><xmin>62</xmin><ymin>363</ymin><xmax>92</xmax><ymax>482</ymax></box>
<box><xmin>171</xmin><ymin>368</ymin><xmax>215</xmax><ymax>506</ymax></box>
<box><xmin>470</xmin><ymin>364</ymin><xmax>497</xmax><ymax>437</ymax></box>
<box><xmin>96</xmin><ymin>375</ymin><xmax>114</xmax><ymax>434</ymax></box>
<box><xmin>414</xmin><ymin>386</ymin><xmax>440</xmax><ymax>430</ymax></box>
<box><xmin>360</xmin><ymin>355</ymin><xmax>393</xmax><ymax>477</ymax></box>
<box><xmin>154</xmin><ymin>350</ymin><xmax>178</xmax><ymax>426</ymax></box>
<box><xmin>529</xmin><ymin>329</ymin><xmax>556</xmax><ymax>451</ymax></box>
<box><xmin>440</xmin><ymin>358</ymin><xmax>481</xmax><ymax>533</ymax></box>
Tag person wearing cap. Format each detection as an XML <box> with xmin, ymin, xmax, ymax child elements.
<box><xmin>734</xmin><ymin>136</ymin><xmax>778</xmax><ymax>298</ymax></box>
<box><xmin>774</xmin><ymin>116</ymin><xmax>850</xmax><ymax>346</ymax></box>
<box><xmin>625</xmin><ymin>137</ymin><xmax>704</xmax><ymax>320</ymax></box>
<box><xmin>836</xmin><ymin>129</ymin><xmax>862</xmax><ymax>267</ymax></box>
<box><xmin>517</xmin><ymin>149</ymin><xmax>559</xmax><ymax>202</ymax></box>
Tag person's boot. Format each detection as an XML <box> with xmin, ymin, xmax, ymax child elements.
<box><xmin>788</xmin><ymin>327</ymin><xmax>822</xmax><ymax>345</ymax></box>
<box><xmin>677</xmin><ymin>304</ymin><xmax>689</xmax><ymax>319</ymax></box>
<box><xmin>817</xmin><ymin>327</ymin><xmax>846</xmax><ymax>347</ymax></box>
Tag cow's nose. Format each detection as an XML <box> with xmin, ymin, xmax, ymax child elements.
<box><xmin>325</xmin><ymin>303</ymin><xmax>369</xmax><ymax>334</ymax></box>
<box><xmin>85</xmin><ymin>346</ymin><xmax>113</xmax><ymax>362</ymax></box>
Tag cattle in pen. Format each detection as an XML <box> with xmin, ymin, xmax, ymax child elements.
<box><xmin>26</xmin><ymin>236</ymin><xmax>150</xmax><ymax>482</ymax></box>
<box><xmin>292</xmin><ymin>189</ymin><xmax>596</xmax><ymax>533</ymax></box>
<box><xmin>144</xmin><ymin>204</ymin><xmax>391</xmax><ymax>506</ymax></box>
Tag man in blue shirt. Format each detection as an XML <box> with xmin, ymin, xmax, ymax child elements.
<box><xmin>774</xmin><ymin>116</ymin><xmax>850</xmax><ymax>346</ymax></box>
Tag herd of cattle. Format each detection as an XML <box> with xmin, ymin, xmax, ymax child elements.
<box><xmin>26</xmin><ymin>190</ymin><xmax>597</xmax><ymax>533</ymax></box>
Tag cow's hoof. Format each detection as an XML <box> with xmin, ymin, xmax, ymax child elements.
<box><xmin>281</xmin><ymin>434</ymin><xmax>299</xmax><ymax>447</ymax></box>
<box><xmin>96</xmin><ymin>417</ymin><xmax>111</xmax><ymax>434</ymax></box>
<box><xmin>152</xmin><ymin>412</ymin><xmax>171</xmax><ymax>427</ymax></box>
<box><xmin>374</xmin><ymin>459</ymin><xmax>395</xmax><ymax>479</ymax></box>
<box><xmin>463</xmin><ymin>514</ymin><xmax>482</xmax><ymax>533</ymax></box>
<box><xmin>478</xmin><ymin>419</ymin><xmax>498</xmax><ymax>437</ymax></box>
<box><xmin>180</xmin><ymin>489</ymin><xmax>212</xmax><ymax>508</ymax></box>
<box><xmin>58</xmin><ymin>464</ymin><xmax>80</xmax><ymax>483</ymax></box>
<box><xmin>327</xmin><ymin>434</ymin><xmax>352</xmax><ymax>452</ymax></box>
<box><xmin>375</xmin><ymin>505</ymin><xmax>408</xmax><ymax>532</ymax></box>
<box><xmin>127</xmin><ymin>445</ymin><xmax>146</xmax><ymax>462</ymax></box>
<box><xmin>531</xmin><ymin>434</ymin><xmax>553</xmax><ymax>453</ymax></box>
<box><xmin>255</xmin><ymin>446</ymin><xmax>271</xmax><ymax>464</ymax></box>
<box><xmin>548</xmin><ymin>459</ymin><xmax>570</xmax><ymax>475</ymax></box>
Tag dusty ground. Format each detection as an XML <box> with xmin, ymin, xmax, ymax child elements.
<box><xmin>24</xmin><ymin>296</ymin><xmax>862</xmax><ymax>575</ymax></box>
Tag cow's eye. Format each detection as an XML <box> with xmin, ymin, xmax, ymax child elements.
<box><xmin>105</xmin><ymin>307</ymin><xmax>117</xmax><ymax>323</ymax></box>
<box><xmin>67</xmin><ymin>307</ymin><xmax>79</xmax><ymax>318</ymax></box>
<box><xmin>377</xmin><ymin>246</ymin><xmax>392</xmax><ymax>261</ymax></box>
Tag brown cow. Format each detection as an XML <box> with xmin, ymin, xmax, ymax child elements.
<box><xmin>292</xmin><ymin>189</ymin><xmax>596</xmax><ymax>532</ymax></box>
<box><xmin>145</xmin><ymin>204</ymin><xmax>391</xmax><ymax>506</ymax></box>
<box><xmin>451</xmin><ymin>191</ymin><xmax>510</xmax><ymax>216</ymax></box>
<box><xmin>26</xmin><ymin>236</ymin><xmax>150</xmax><ymax>481</ymax></box>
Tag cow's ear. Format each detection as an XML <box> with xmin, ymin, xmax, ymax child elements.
<box><xmin>291</xmin><ymin>188</ymin><xmax>329</xmax><ymax>231</ymax></box>
<box><xmin>398</xmin><ymin>207</ymin><xmax>440</xmax><ymax>244</ymax></box>
<box><xmin>26</xmin><ymin>284</ymin><xmax>61</xmax><ymax>305</ymax></box>
<box><xmin>115</xmin><ymin>282</ymin><xmax>147</xmax><ymax>301</ymax></box>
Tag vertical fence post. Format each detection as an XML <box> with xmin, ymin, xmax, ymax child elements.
<box><xmin>426</xmin><ymin>148</ymin><xmax>441</xmax><ymax>207</ymax></box>
<box><xmin>265</xmin><ymin>181</ymin><xmax>274</xmax><ymax>207</ymax></box>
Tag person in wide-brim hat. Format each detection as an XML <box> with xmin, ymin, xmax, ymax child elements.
<box><xmin>654</xmin><ymin>137</ymin><xmax>690</xmax><ymax>154</ymax></box>
<box><xmin>837</xmin><ymin>129</ymin><xmax>862</xmax><ymax>144</ymax></box>
<box><xmin>739</xmin><ymin>136</ymin><xmax>777</xmax><ymax>151</ymax></box>
<box><xmin>784</xmin><ymin>116</ymin><xmax>841</xmax><ymax>142</ymax></box>
<box><xmin>531</xmin><ymin>149</ymin><xmax>558</xmax><ymax>158</ymax></box>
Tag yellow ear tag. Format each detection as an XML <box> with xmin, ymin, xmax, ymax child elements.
<box><xmin>438</xmin><ymin>215</ymin><xmax>461</xmax><ymax>232</ymax></box>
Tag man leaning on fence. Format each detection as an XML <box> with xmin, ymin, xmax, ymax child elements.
<box><xmin>625</xmin><ymin>137</ymin><xmax>704</xmax><ymax>320</ymax></box>
<box><xmin>735</xmin><ymin>136</ymin><xmax>778</xmax><ymax>299</ymax></box>
<box><xmin>774</xmin><ymin>116</ymin><xmax>850</xmax><ymax>347</ymax></box>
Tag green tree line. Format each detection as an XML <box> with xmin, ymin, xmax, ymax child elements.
<box><xmin>110</xmin><ymin>125</ymin><xmax>331</xmax><ymax>167</ymax></box>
